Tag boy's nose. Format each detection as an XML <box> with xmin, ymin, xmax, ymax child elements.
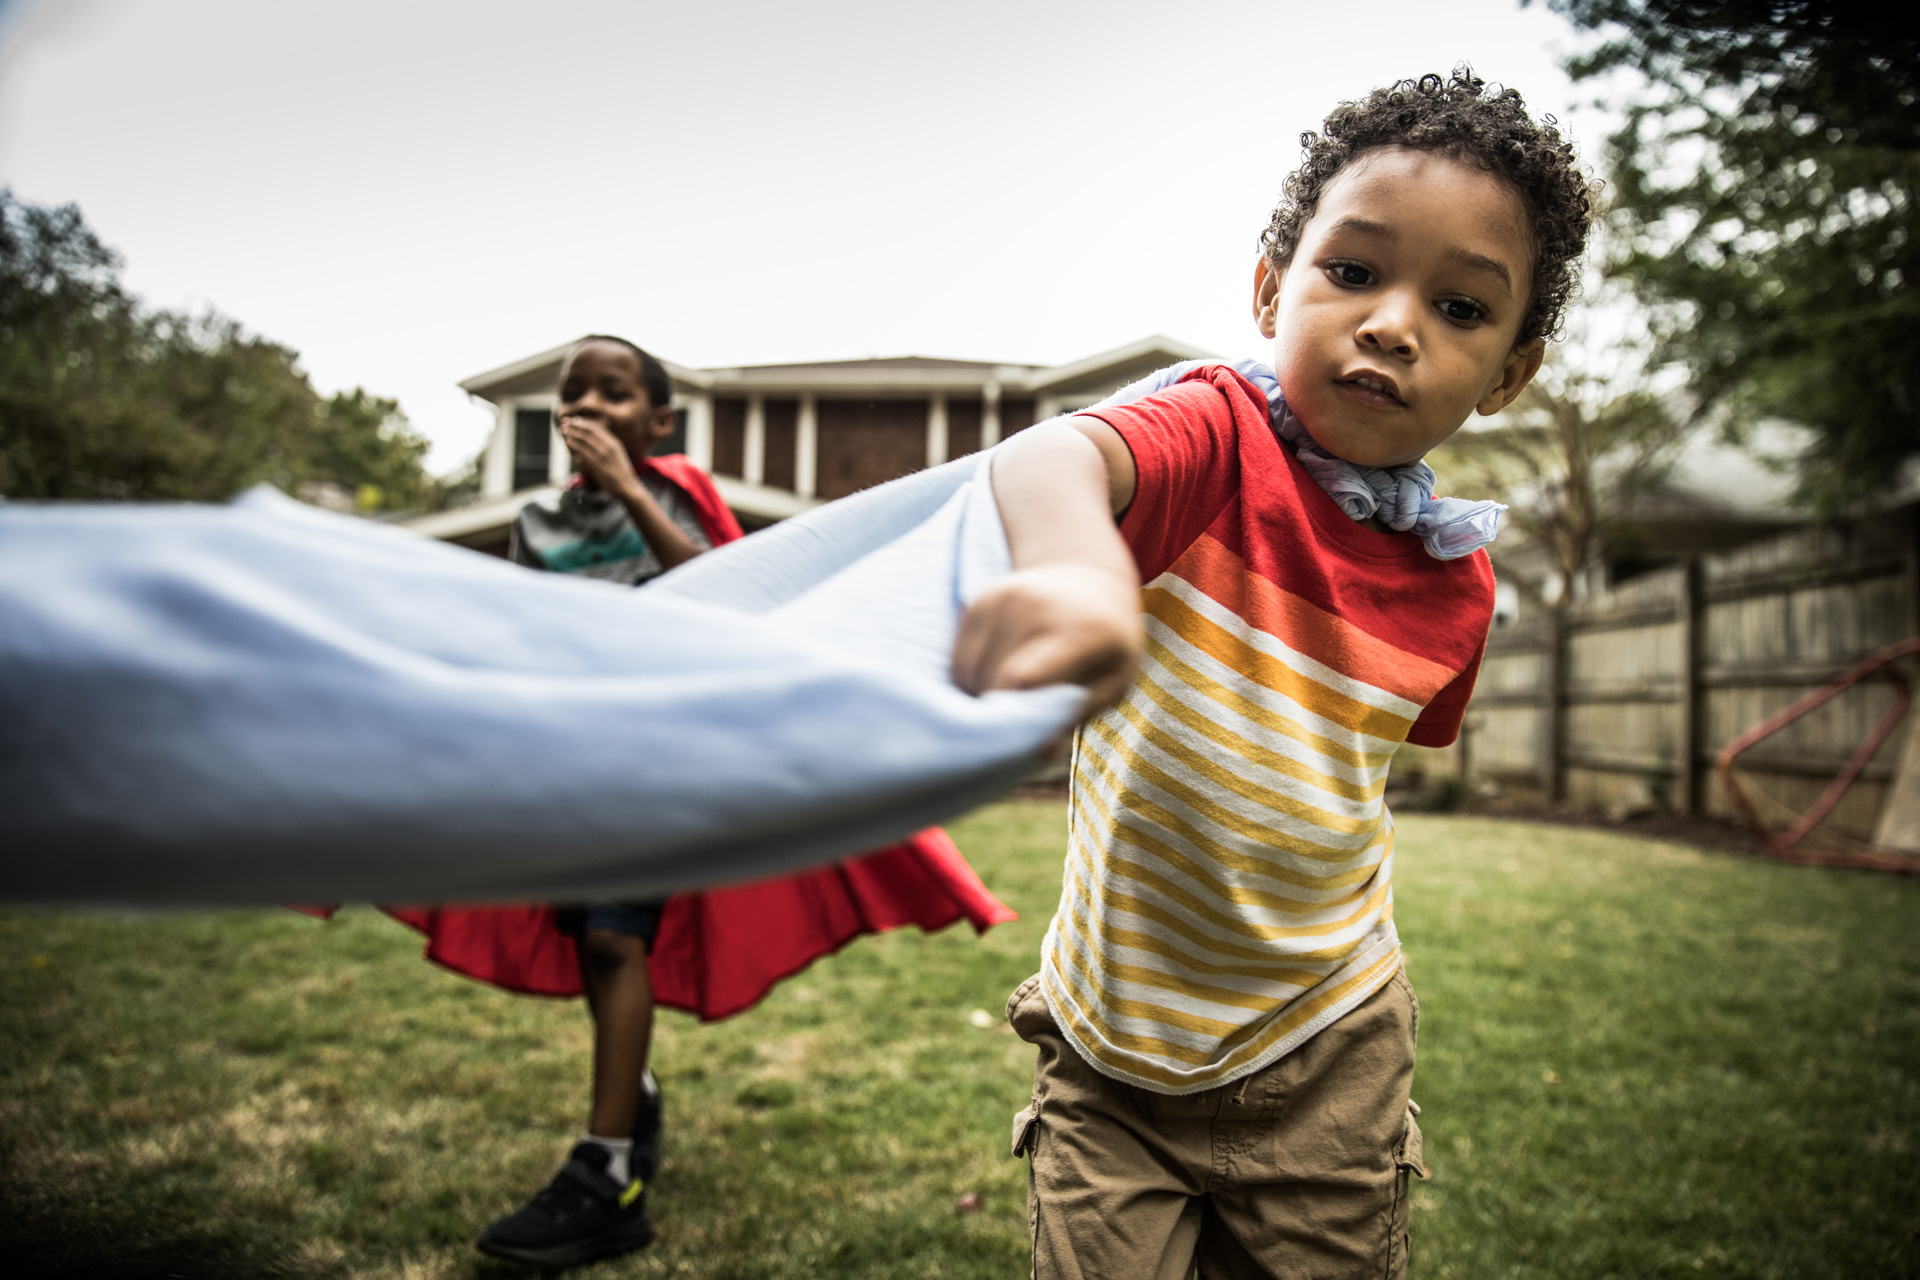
<box><xmin>1357</xmin><ymin>293</ymin><xmax>1420</xmax><ymax>358</ymax></box>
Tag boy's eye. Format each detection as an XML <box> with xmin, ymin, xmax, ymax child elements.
<box><xmin>1439</xmin><ymin>298</ymin><xmax>1488</xmax><ymax>322</ymax></box>
<box><xmin>1329</xmin><ymin>261</ymin><xmax>1374</xmax><ymax>287</ymax></box>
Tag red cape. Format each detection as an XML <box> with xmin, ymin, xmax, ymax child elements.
<box><xmin>314</xmin><ymin>457</ymin><xmax>1015</xmax><ymax>1021</ymax></box>
<box><xmin>376</xmin><ymin>828</ymin><xmax>1013</xmax><ymax>1020</ymax></box>
<box><xmin>638</xmin><ymin>453</ymin><xmax>746</xmax><ymax>546</ymax></box>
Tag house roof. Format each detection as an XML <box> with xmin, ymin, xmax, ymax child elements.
<box><xmin>457</xmin><ymin>334</ymin><xmax>1216</xmax><ymax>403</ymax></box>
<box><xmin>458</xmin><ymin>341</ymin><xmax>709</xmax><ymax>403</ymax></box>
<box><xmin>1023</xmin><ymin>334</ymin><xmax>1213</xmax><ymax>393</ymax></box>
<box><xmin>722</xmin><ymin>355</ymin><xmax>1036</xmax><ymax>374</ymax></box>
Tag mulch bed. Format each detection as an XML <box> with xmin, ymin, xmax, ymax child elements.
<box><xmin>1460</xmin><ymin>797</ymin><xmax>1767</xmax><ymax>856</ymax></box>
<box><xmin>1006</xmin><ymin>775</ymin><xmax>1920</xmax><ymax>873</ymax></box>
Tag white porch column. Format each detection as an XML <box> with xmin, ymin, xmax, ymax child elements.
<box><xmin>683</xmin><ymin>394</ymin><xmax>714</xmax><ymax>471</ymax></box>
<box><xmin>796</xmin><ymin>394</ymin><xmax>818</xmax><ymax>498</ymax></box>
<box><xmin>744</xmin><ymin>393</ymin><xmax>766</xmax><ymax>486</ymax></box>
<box><xmin>482</xmin><ymin>402</ymin><xmax>515</xmax><ymax>498</ymax></box>
<box><xmin>926</xmin><ymin>393</ymin><xmax>948</xmax><ymax>468</ymax></box>
<box><xmin>980</xmin><ymin>381</ymin><xmax>1002</xmax><ymax>449</ymax></box>
<box><xmin>1036</xmin><ymin>394</ymin><xmax>1063</xmax><ymax>423</ymax></box>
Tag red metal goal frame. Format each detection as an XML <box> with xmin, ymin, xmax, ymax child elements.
<box><xmin>1715</xmin><ymin>636</ymin><xmax>1920</xmax><ymax>872</ymax></box>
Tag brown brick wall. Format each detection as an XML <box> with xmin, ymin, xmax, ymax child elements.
<box><xmin>816</xmin><ymin>398</ymin><xmax>927</xmax><ymax>500</ymax></box>
<box><xmin>947</xmin><ymin>398</ymin><xmax>983</xmax><ymax>458</ymax></box>
<box><xmin>1000</xmin><ymin>397</ymin><xmax>1036</xmax><ymax>437</ymax></box>
<box><xmin>712</xmin><ymin>396</ymin><xmax>746</xmax><ymax>478</ymax></box>
<box><xmin>763</xmin><ymin>398</ymin><xmax>798</xmax><ymax>491</ymax></box>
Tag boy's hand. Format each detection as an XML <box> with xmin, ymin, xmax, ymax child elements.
<box><xmin>952</xmin><ymin>564</ymin><xmax>1143</xmax><ymax>719</ymax></box>
<box><xmin>956</xmin><ymin>420</ymin><xmax>1146</xmax><ymax>726</ymax></box>
<box><xmin>559</xmin><ymin>415</ymin><xmax>640</xmax><ymax>494</ymax></box>
<box><xmin>559</xmin><ymin>412</ymin><xmax>706</xmax><ymax>571</ymax></box>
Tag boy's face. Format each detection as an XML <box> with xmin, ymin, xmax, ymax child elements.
<box><xmin>557</xmin><ymin>341</ymin><xmax>675</xmax><ymax>461</ymax></box>
<box><xmin>1254</xmin><ymin>147</ymin><xmax>1544</xmax><ymax>468</ymax></box>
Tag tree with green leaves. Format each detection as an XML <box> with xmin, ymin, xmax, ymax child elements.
<box><xmin>1538</xmin><ymin>0</ymin><xmax>1918</xmax><ymax>510</ymax></box>
<box><xmin>0</xmin><ymin>189</ymin><xmax>449</xmax><ymax>511</ymax></box>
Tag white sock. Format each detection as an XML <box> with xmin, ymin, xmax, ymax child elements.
<box><xmin>584</xmin><ymin>1133</ymin><xmax>633</xmax><ymax>1186</ymax></box>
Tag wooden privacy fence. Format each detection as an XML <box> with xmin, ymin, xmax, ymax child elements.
<box><xmin>1463</xmin><ymin>502</ymin><xmax>1920</xmax><ymax>846</ymax></box>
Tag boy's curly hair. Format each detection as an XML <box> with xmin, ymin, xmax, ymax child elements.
<box><xmin>1258</xmin><ymin>68</ymin><xmax>1597</xmax><ymax>345</ymax></box>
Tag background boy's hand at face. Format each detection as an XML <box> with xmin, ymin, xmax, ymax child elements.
<box><xmin>559</xmin><ymin>414</ymin><xmax>642</xmax><ymax>493</ymax></box>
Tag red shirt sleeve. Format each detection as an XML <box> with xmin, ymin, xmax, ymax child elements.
<box><xmin>1083</xmin><ymin>367</ymin><xmax>1271</xmax><ymax>583</ymax></box>
<box><xmin>1404</xmin><ymin>551</ymin><xmax>1495</xmax><ymax>747</ymax></box>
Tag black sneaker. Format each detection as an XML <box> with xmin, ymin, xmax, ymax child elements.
<box><xmin>633</xmin><ymin>1069</ymin><xmax>663</xmax><ymax>1182</ymax></box>
<box><xmin>476</xmin><ymin>1142</ymin><xmax>654</xmax><ymax>1267</ymax></box>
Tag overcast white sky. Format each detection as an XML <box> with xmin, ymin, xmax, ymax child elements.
<box><xmin>0</xmin><ymin>0</ymin><xmax>1600</xmax><ymax>471</ymax></box>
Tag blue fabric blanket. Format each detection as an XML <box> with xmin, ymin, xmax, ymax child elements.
<box><xmin>0</xmin><ymin>454</ymin><xmax>1079</xmax><ymax>905</ymax></box>
<box><xmin>0</xmin><ymin>357</ymin><xmax>1502</xmax><ymax>906</ymax></box>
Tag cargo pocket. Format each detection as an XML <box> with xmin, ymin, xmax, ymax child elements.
<box><xmin>1397</xmin><ymin>1101</ymin><xmax>1427</xmax><ymax>1180</ymax></box>
<box><xmin>1005</xmin><ymin>973</ymin><xmax>1044</xmax><ymax>1033</ymax></box>
<box><xmin>1010</xmin><ymin>1101</ymin><xmax>1040</xmax><ymax>1158</ymax></box>
<box><xmin>1384</xmin><ymin>1102</ymin><xmax>1427</xmax><ymax>1279</ymax></box>
<box><xmin>1011</xmin><ymin>1098</ymin><xmax>1043</xmax><ymax>1279</ymax></box>
<box><xmin>1005</xmin><ymin>982</ymin><xmax>1047</xmax><ymax>1161</ymax></box>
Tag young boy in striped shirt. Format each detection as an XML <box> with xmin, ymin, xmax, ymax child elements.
<box><xmin>951</xmin><ymin>71</ymin><xmax>1595</xmax><ymax>1278</ymax></box>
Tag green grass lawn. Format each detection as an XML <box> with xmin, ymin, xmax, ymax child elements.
<box><xmin>3</xmin><ymin>803</ymin><xmax>1917</xmax><ymax>1279</ymax></box>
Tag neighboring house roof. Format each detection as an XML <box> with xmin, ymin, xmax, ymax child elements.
<box><xmin>1597</xmin><ymin>421</ymin><xmax>1808</xmax><ymax>561</ymax></box>
<box><xmin>1655</xmin><ymin>419</ymin><xmax>1809</xmax><ymax>521</ymax></box>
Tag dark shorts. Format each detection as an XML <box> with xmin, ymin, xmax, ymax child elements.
<box><xmin>553</xmin><ymin>900</ymin><xmax>668</xmax><ymax>953</ymax></box>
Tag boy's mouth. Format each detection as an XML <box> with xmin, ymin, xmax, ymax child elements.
<box><xmin>1337</xmin><ymin>370</ymin><xmax>1405</xmax><ymax>406</ymax></box>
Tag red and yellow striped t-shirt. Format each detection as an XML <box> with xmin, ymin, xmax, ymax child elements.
<box><xmin>1041</xmin><ymin>365</ymin><xmax>1494</xmax><ymax>1094</ymax></box>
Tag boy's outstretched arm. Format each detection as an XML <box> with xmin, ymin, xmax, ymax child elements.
<box><xmin>951</xmin><ymin>420</ymin><xmax>1143</xmax><ymax>719</ymax></box>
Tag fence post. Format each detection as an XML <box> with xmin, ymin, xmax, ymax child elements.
<box><xmin>1908</xmin><ymin>504</ymin><xmax>1920</xmax><ymax>641</ymax></box>
<box><xmin>1873</xmin><ymin>504</ymin><xmax>1920</xmax><ymax>853</ymax></box>
<box><xmin>1678</xmin><ymin>558</ymin><xmax>1705</xmax><ymax>814</ymax></box>
<box><xmin>1543</xmin><ymin>608</ymin><xmax>1569</xmax><ymax>803</ymax></box>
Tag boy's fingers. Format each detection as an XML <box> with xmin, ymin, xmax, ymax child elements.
<box><xmin>952</xmin><ymin>569</ymin><xmax>1141</xmax><ymax>711</ymax></box>
<box><xmin>949</xmin><ymin>603</ymin><xmax>1003</xmax><ymax>695</ymax></box>
<box><xmin>988</xmin><ymin>633</ymin><xmax>1086</xmax><ymax>691</ymax></box>
<box><xmin>560</xmin><ymin>419</ymin><xmax>615</xmax><ymax>452</ymax></box>
<box><xmin>949</xmin><ymin>630</ymin><xmax>984</xmax><ymax>695</ymax></box>
<box><xmin>989</xmin><ymin>631</ymin><xmax>1136</xmax><ymax>716</ymax></box>
<box><xmin>955</xmin><ymin>606</ymin><xmax>1072</xmax><ymax>697</ymax></box>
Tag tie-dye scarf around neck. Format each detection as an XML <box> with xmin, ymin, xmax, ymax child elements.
<box><xmin>1087</xmin><ymin>358</ymin><xmax>1506</xmax><ymax>561</ymax></box>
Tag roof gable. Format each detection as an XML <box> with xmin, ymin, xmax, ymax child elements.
<box><xmin>458</xmin><ymin>335</ymin><xmax>1214</xmax><ymax>403</ymax></box>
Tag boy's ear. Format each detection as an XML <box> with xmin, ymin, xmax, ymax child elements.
<box><xmin>646</xmin><ymin>404</ymin><xmax>677</xmax><ymax>443</ymax></box>
<box><xmin>1252</xmin><ymin>258</ymin><xmax>1282</xmax><ymax>339</ymax></box>
<box><xmin>1477</xmin><ymin>338</ymin><xmax>1545</xmax><ymax>416</ymax></box>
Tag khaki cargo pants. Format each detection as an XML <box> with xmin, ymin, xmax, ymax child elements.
<box><xmin>1007</xmin><ymin>970</ymin><xmax>1427</xmax><ymax>1280</ymax></box>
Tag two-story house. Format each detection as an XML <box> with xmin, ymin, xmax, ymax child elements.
<box><xmin>406</xmin><ymin>335</ymin><xmax>1212</xmax><ymax>553</ymax></box>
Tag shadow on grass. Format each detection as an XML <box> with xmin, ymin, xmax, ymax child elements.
<box><xmin>14</xmin><ymin>1234</ymin><xmax>288</xmax><ymax>1280</ymax></box>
